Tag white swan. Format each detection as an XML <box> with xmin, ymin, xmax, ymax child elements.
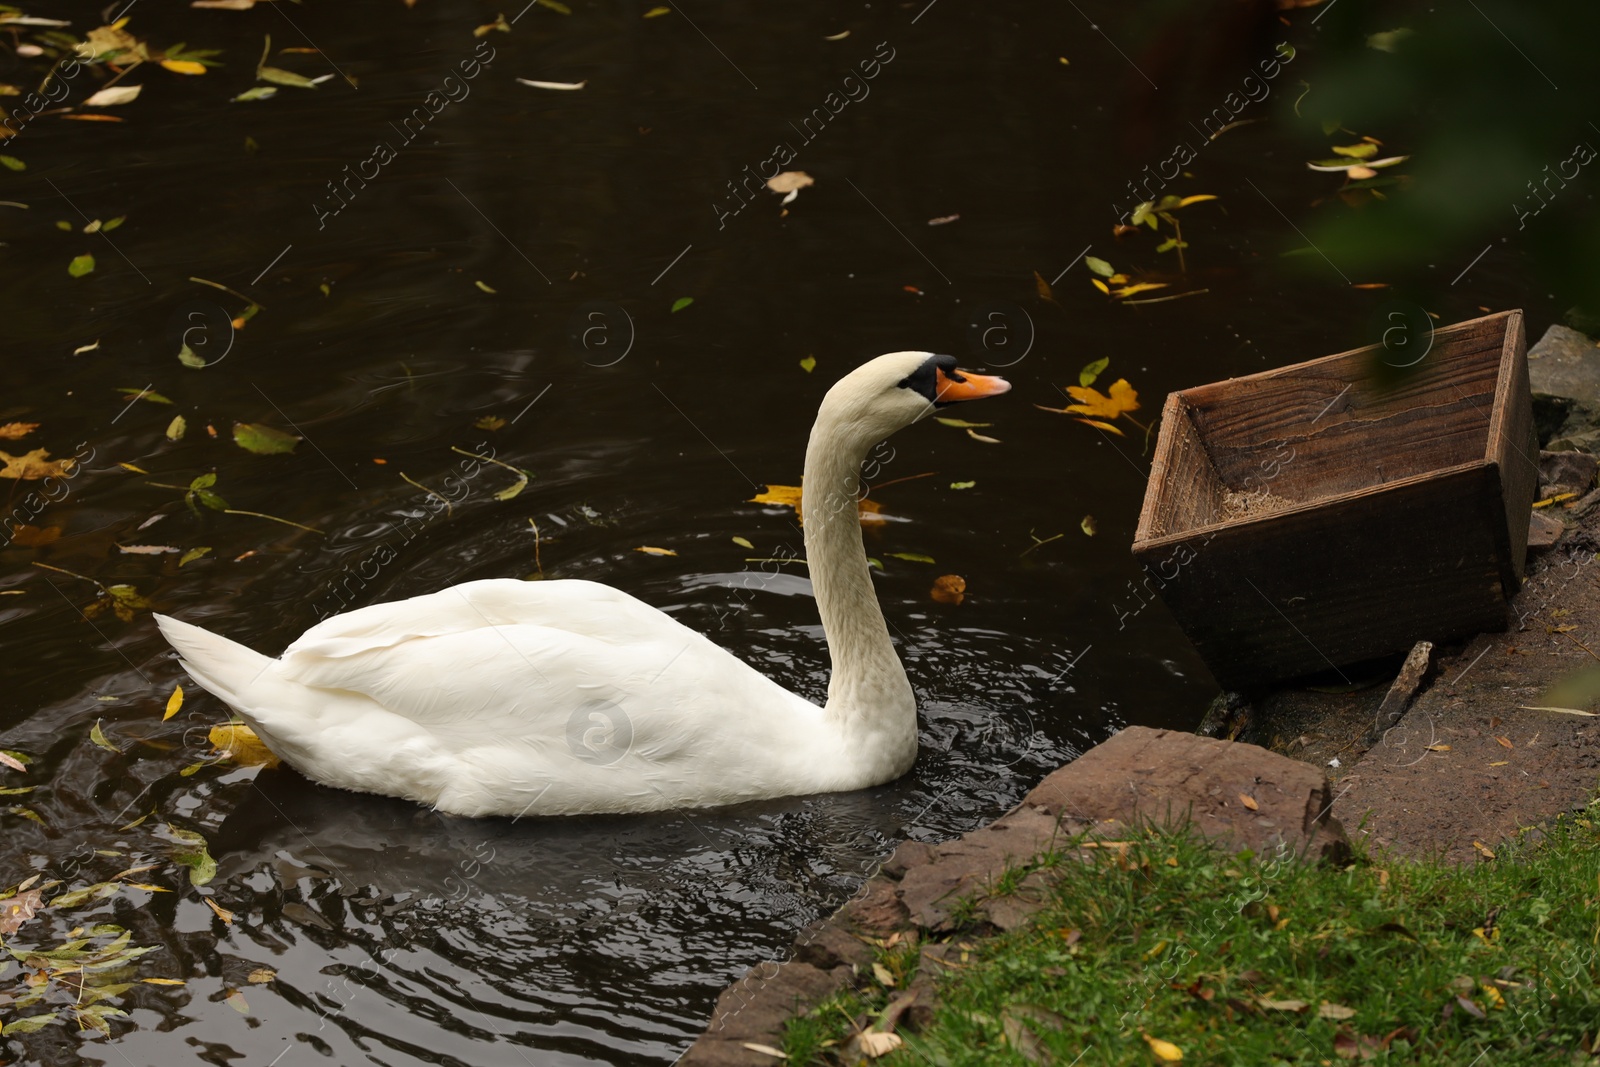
<box><xmin>155</xmin><ymin>352</ymin><xmax>1010</xmax><ymax>817</ymax></box>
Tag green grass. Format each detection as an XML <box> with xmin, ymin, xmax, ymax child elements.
<box><xmin>784</xmin><ymin>806</ymin><xmax>1600</xmax><ymax>1065</ymax></box>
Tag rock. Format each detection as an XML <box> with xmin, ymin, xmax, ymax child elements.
<box><xmin>1539</xmin><ymin>450</ymin><xmax>1598</xmax><ymax>495</ymax></box>
<box><xmin>1025</xmin><ymin>726</ymin><xmax>1349</xmax><ymax>862</ymax></box>
<box><xmin>678</xmin><ymin>728</ymin><xmax>1348</xmax><ymax>1064</ymax></box>
<box><xmin>1528</xmin><ymin>510</ymin><xmax>1566</xmax><ymax>550</ymax></box>
<box><xmin>1528</xmin><ymin>324</ymin><xmax>1600</xmax><ymax>403</ymax></box>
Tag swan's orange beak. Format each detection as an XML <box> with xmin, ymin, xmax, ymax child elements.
<box><xmin>935</xmin><ymin>367</ymin><xmax>1011</xmax><ymax>403</ymax></box>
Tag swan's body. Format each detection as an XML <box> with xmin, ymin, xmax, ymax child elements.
<box><xmin>156</xmin><ymin>352</ymin><xmax>1009</xmax><ymax>817</ymax></box>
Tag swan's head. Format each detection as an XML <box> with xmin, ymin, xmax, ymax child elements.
<box><xmin>819</xmin><ymin>352</ymin><xmax>1011</xmax><ymax>446</ymax></box>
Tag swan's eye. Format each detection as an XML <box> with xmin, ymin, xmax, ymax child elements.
<box><xmin>897</xmin><ymin>353</ymin><xmax>960</xmax><ymax>404</ymax></box>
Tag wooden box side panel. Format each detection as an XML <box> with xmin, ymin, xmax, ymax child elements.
<box><xmin>1135</xmin><ymin>394</ymin><xmax>1227</xmax><ymax>542</ymax></box>
<box><xmin>1179</xmin><ymin>315</ymin><xmax>1510</xmax><ymax>507</ymax></box>
<box><xmin>1485</xmin><ymin>309</ymin><xmax>1537</xmax><ymax>585</ymax></box>
<box><xmin>1133</xmin><ymin>465</ymin><xmax>1511</xmax><ymax>689</ymax></box>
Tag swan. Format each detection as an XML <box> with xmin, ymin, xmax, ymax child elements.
<box><xmin>154</xmin><ymin>352</ymin><xmax>1010</xmax><ymax>817</ymax></box>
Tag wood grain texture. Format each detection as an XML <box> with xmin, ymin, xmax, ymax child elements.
<box><xmin>1132</xmin><ymin>311</ymin><xmax>1533</xmax><ymax>689</ymax></box>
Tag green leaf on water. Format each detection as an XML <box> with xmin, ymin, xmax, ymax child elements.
<box><xmin>0</xmin><ymin>155</ymin><xmax>24</xmax><ymax>172</ymax></box>
<box><xmin>1079</xmin><ymin>357</ymin><xmax>1109</xmax><ymax>387</ymax></box>
<box><xmin>178</xmin><ymin>344</ymin><xmax>206</xmax><ymax>368</ymax></box>
<box><xmin>257</xmin><ymin>66</ymin><xmax>317</xmax><ymax>89</ymax></box>
<box><xmin>117</xmin><ymin>387</ymin><xmax>173</xmax><ymax>404</ymax></box>
<box><xmin>474</xmin><ymin>280</ymin><xmax>497</xmax><ymax>294</ymax></box>
<box><xmin>2</xmin><ymin>1012</ymin><xmax>60</xmax><ymax>1035</ymax></box>
<box><xmin>232</xmin><ymin>422</ymin><xmax>300</xmax><ymax>455</ymax></box>
<box><xmin>166</xmin><ymin>826</ymin><xmax>216</xmax><ymax>887</ymax></box>
<box><xmin>799</xmin><ymin>355</ymin><xmax>816</xmax><ymax>373</ymax></box>
<box><xmin>178</xmin><ymin>546</ymin><xmax>212</xmax><ymax>567</ymax></box>
<box><xmin>732</xmin><ymin>536</ymin><xmax>753</xmax><ymax>549</ymax></box>
<box><xmin>885</xmin><ymin>551</ymin><xmax>936</xmax><ymax>564</ymax></box>
<box><xmin>232</xmin><ymin>86</ymin><xmax>278</xmax><ymax>102</ymax></box>
<box><xmin>537</xmin><ymin>0</ymin><xmax>572</xmax><ymax>11</ymax></box>
<box><xmin>102</xmin><ymin>215</ymin><xmax>126</xmax><ymax>232</ymax></box>
<box><xmin>49</xmin><ymin>881</ymin><xmax>121</xmax><ymax>908</ymax></box>
<box><xmin>90</xmin><ymin>720</ymin><xmax>119</xmax><ymax>752</ymax></box>
<box><xmin>165</xmin><ymin>415</ymin><xmax>187</xmax><ymax>441</ymax></box>
<box><xmin>950</xmin><ymin>481</ymin><xmax>975</xmax><ymax>490</ymax></box>
<box><xmin>934</xmin><ymin>417</ymin><xmax>992</xmax><ymax>429</ymax></box>
<box><xmin>68</xmin><ymin>254</ymin><xmax>95</xmax><ymax>278</ymax></box>
<box><xmin>670</xmin><ymin>296</ymin><xmax>694</xmax><ymax>313</ymax></box>
<box><xmin>1084</xmin><ymin>256</ymin><xmax>1114</xmax><ymax>278</ymax></box>
<box><xmin>55</xmin><ymin>220</ymin><xmax>72</xmax><ymax>231</ymax></box>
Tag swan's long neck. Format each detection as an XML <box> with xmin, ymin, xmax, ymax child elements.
<box><xmin>802</xmin><ymin>405</ymin><xmax>917</xmax><ymax>757</ymax></box>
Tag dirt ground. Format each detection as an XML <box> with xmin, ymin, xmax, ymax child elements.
<box><xmin>1205</xmin><ymin>491</ymin><xmax>1600</xmax><ymax>864</ymax></box>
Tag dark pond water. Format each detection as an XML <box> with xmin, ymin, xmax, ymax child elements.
<box><xmin>0</xmin><ymin>1</ymin><xmax>1557</xmax><ymax>1063</ymax></box>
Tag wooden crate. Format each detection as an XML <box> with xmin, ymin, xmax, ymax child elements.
<box><xmin>1132</xmin><ymin>310</ymin><xmax>1538</xmax><ymax>691</ymax></box>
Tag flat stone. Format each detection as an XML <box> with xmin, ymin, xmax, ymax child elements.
<box><xmin>1528</xmin><ymin>510</ymin><xmax>1566</xmax><ymax>550</ymax></box>
<box><xmin>1024</xmin><ymin>726</ymin><xmax>1349</xmax><ymax>861</ymax></box>
<box><xmin>1528</xmin><ymin>324</ymin><xmax>1600</xmax><ymax>403</ymax></box>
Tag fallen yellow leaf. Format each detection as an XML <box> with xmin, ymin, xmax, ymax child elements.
<box><xmin>1238</xmin><ymin>793</ymin><xmax>1259</xmax><ymax>811</ymax></box>
<box><xmin>208</xmin><ymin>723</ymin><xmax>280</xmax><ymax>768</ymax></box>
<box><xmin>748</xmin><ymin>484</ymin><xmax>884</xmax><ymax>522</ymax></box>
<box><xmin>163</xmin><ymin>684</ymin><xmax>183</xmax><ymax>722</ymax></box>
<box><xmin>1143</xmin><ymin>1034</ymin><xmax>1183</xmax><ymax>1061</ymax></box>
<box><xmin>1063</xmin><ymin>378</ymin><xmax>1140</xmax><ymax>419</ymax></box>
<box><xmin>1112</xmin><ymin>282</ymin><xmax>1169</xmax><ymax>299</ymax></box>
<box><xmin>160</xmin><ymin>59</ymin><xmax>207</xmax><ymax>75</ymax></box>
<box><xmin>633</xmin><ymin>546</ymin><xmax>678</xmax><ymax>557</ymax></box>
<box><xmin>0</xmin><ymin>448</ymin><xmax>76</xmax><ymax>480</ymax></box>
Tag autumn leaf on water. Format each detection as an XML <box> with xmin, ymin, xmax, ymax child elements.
<box><xmin>931</xmin><ymin>574</ymin><xmax>966</xmax><ymax>605</ymax></box>
<box><xmin>634</xmin><ymin>546</ymin><xmax>678</xmax><ymax>556</ymax></box>
<box><xmin>0</xmin><ymin>422</ymin><xmax>40</xmax><ymax>439</ymax></box>
<box><xmin>233</xmin><ymin>422</ymin><xmax>300</xmax><ymax>454</ymax></box>
<box><xmin>1063</xmin><ymin>379</ymin><xmax>1140</xmax><ymax>419</ymax></box>
<box><xmin>0</xmin><ymin>449</ymin><xmax>76</xmax><ymax>479</ymax></box>
<box><xmin>208</xmin><ymin>722</ymin><xmax>279</xmax><ymax>768</ymax></box>
<box><xmin>749</xmin><ymin>484</ymin><xmax>883</xmax><ymax>523</ymax></box>
<box><xmin>163</xmin><ymin>685</ymin><xmax>184</xmax><ymax>721</ymax></box>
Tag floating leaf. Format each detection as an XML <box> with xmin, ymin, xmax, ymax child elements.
<box><xmin>0</xmin><ymin>422</ymin><xmax>40</xmax><ymax>439</ymax></box>
<box><xmin>1034</xmin><ymin>270</ymin><xmax>1055</xmax><ymax>303</ymax></box>
<box><xmin>117</xmin><ymin>386</ymin><xmax>172</xmax><ymax>404</ymax></box>
<box><xmin>232</xmin><ymin>422</ymin><xmax>300</xmax><ymax>454</ymax></box>
<box><xmin>0</xmin><ymin>155</ymin><xmax>23</xmax><ymax>171</ymax></box>
<box><xmin>90</xmin><ymin>720</ymin><xmax>120</xmax><ymax>753</ymax></box>
<box><xmin>799</xmin><ymin>355</ymin><xmax>816</xmax><ymax>373</ymax></box>
<box><xmin>257</xmin><ymin>66</ymin><xmax>318</xmax><ymax>88</ymax></box>
<box><xmin>1331</xmin><ymin>142</ymin><xmax>1379</xmax><ymax>159</ymax></box>
<box><xmin>142</xmin><ymin>977</ymin><xmax>187</xmax><ymax>986</ymax></box>
<box><xmin>950</xmin><ymin>480</ymin><xmax>975</xmax><ymax>490</ymax></box>
<box><xmin>167</xmin><ymin>826</ymin><xmax>217</xmax><ymax>886</ymax></box>
<box><xmin>1061</xmin><ymin>379</ymin><xmax>1140</xmax><ymax>419</ymax></box>
<box><xmin>732</xmin><ymin>536</ymin><xmax>753</xmax><ymax>549</ymax></box>
<box><xmin>246</xmin><ymin>968</ymin><xmax>275</xmax><ymax>984</ymax></box>
<box><xmin>2</xmin><ymin>1012</ymin><xmax>60</xmax><ymax>1035</ymax></box>
<box><xmin>232</xmin><ymin>86</ymin><xmax>278</xmax><ymax>102</ymax></box>
<box><xmin>931</xmin><ymin>574</ymin><xmax>966</xmax><ymax>605</ymax></box>
<box><xmin>163</xmin><ymin>685</ymin><xmax>183</xmax><ymax>722</ymax></box>
<box><xmin>766</xmin><ymin>170</ymin><xmax>814</xmax><ymax>195</ymax></box>
<box><xmin>179</xmin><ymin>546</ymin><xmax>212</xmax><ymax>567</ymax></box>
<box><xmin>1080</xmin><ymin>515</ymin><xmax>1097</xmax><ymax>536</ymax></box>
<box><xmin>49</xmin><ymin>881</ymin><xmax>120</xmax><ymax>908</ymax></box>
<box><xmin>166</xmin><ymin>415</ymin><xmax>187</xmax><ymax>441</ymax></box>
<box><xmin>475</xmin><ymin>415</ymin><xmax>506</xmax><ymax>431</ymax></box>
<box><xmin>670</xmin><ymin>296</ymin><xmax>694</xmax><ymax>313</ymax></box>
<box><xmin>1084</xmin><ymin>255</ymin><xmax>1114</xmax><ymax>278</ymax></box>
<box><xmin>634</xmin><ymin>546</ymin><xmax>678</xmax><ymax>556</ymax></box>
<box><xmin>474</xmin><ymin>280</ymin><xmax>497</xmax><ymax>294</ymax></box>
<box><xmin>1113</xmin><ymin>282</ymin><xmax>1169</xmax><ymax>298</ymax></box>
<box><xmin>644</xmin><ymin>5</ymin><xmax>672</xmax><ymax>15</ymax></box>
<box><xmin>84</xmin><ymin>85</ymin><xmax>142</xmax><ymax>107</ymax></box>
<box><xmin>1</xmin><ymin>448</ymin><xmax>75</xmax><ymax>479</ymax></box>
<box><xmin>885</xmin><ymin>551</ymin><xmax>935</xmax><ymax>564</ymax></box>
<box><xmin>537</xmin><ymin>0</ymin><xmax>572</xmax><ymax>11</ymax></box>
<box><xmin>516</xmin><ymin>78</ymin><xmax>588</xmax><ymax>91</ymax></box>
<box><xmin>207</xmin><ymin>899</ymin><xmax>236</xmax><ymax>925</ymax></box>
<box><xmin>1079</xmin><ymin>357</ymin><xmax>1109</xmax><ymax>387</ymax></box>
<box><xmin>161</xmin><ymin>59</ymin><xmax>207</xmax><ymax>75</ymax></box>
<box><xmin>935</xmin><ymin>417</ymin><xmax>992</xmax><ymax>429</ymax></box>
<box><xmin>0</xmin><ymin>888</ymin><xmax>42</xmax><ymax>935</ymax></box>
<box><xmin>68</xmin><ymin>253</ymin><xmax>95</xmax><ymax>278</ymax></box>
<box><xmin>966</xmin><ymin>428</ymin><xmax>1002</xmax><ymax>444</ymax></box>
<box><xmin>208</xmin><ymin>723</ymin><xmax>278</xmax><ymax>768</ymax></box>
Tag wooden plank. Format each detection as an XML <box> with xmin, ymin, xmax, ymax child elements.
<box><xmin>1135</xmin><ymin>395</ymin><xmax>1225</xmax><ymax>541</ymax></box>
<box><xmin>1134</xmin><ymin>463</ymin><xmax>1511</xmax><ymax>689</ymax></box>
<box><xmin>1485</xmin><ymin>309</ymin><xmax>1537</xmax><ymax>586</ymax></box>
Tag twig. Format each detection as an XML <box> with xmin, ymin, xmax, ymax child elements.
<box><xmin>399</xmin><ymin>472</ymin><xmax>451</xmax><ymax>516</ymax></box>
<box><xmin>527</xmin><ymin>518</ymin><xmax>543</xmax><ymax>578</ymax></box>
<box><xmin>222</xmin><ymin>509</ymin><xmax>323</xmax><ymax>534</ymax></box>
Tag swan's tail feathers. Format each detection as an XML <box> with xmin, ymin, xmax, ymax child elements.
<box><xmin>153</xmin><ymin>613</ymin><xmax>275</xmax><ymax>710</ymax></box>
